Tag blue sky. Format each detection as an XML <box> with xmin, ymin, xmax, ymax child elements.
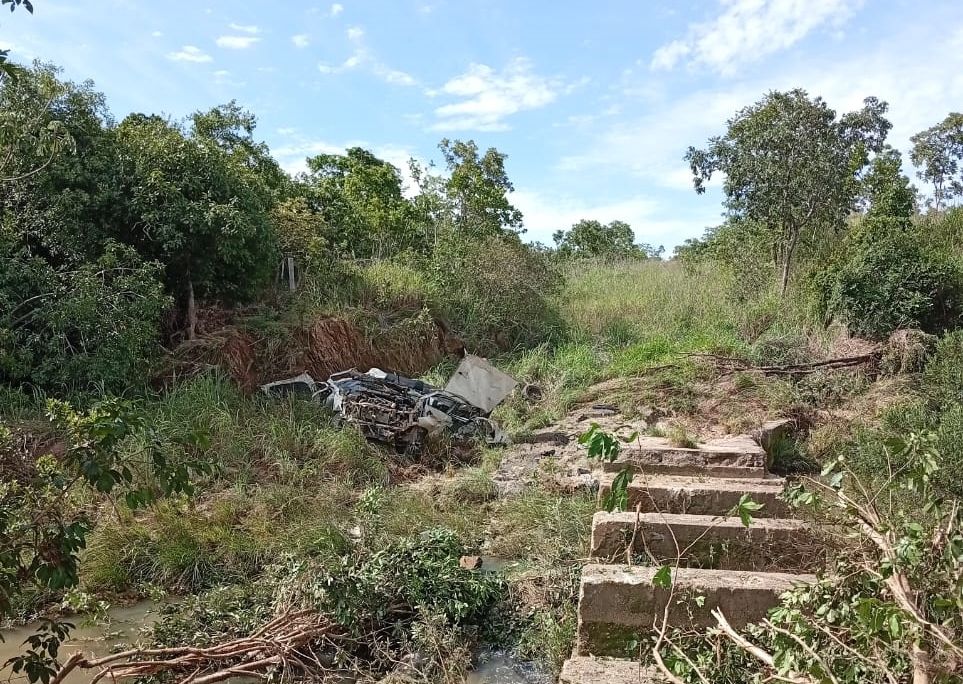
<box><xmin>4</xmin><ymin>0</ymin><xmax>963</xmax><ymax>249</ymax></box>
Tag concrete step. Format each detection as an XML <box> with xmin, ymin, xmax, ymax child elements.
<box><xmin>577</xmin><ymin>564</ymin><xmax>815</xmax><ymax>657</ymax></box>
<box><xmin>560</xmin><ymin>656</ymin><xmax>661</xmax><ymax>683</ymax></box>
<box><xmin>601</xmin><ymin>436</ymin><xmax>768</xmax><ymax>479</ymax></box>
<box><xmin>597</xmin><ymin>472</ymin><xmax>789</xmax><ymax>518</ymax></box>
<box><xmin>589</xmin><ymin>511</ymin><xmax>813</xmax><ymax>571</ymax></box>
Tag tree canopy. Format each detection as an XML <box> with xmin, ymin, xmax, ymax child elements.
<box><xmin>685</xmin><ymin>89</ymin><xmax>891</xmax><ymax>295</ymax></box>
<box><xmin>552</xmin><ymin>219</ymin><xmax>662</xmax><ymax>259</ymax></box>
<box><xmin>910</xmin><ymin>112</ymin><xmax>963</xmax><ymax>211</ymax></box>
<box><xmin>302</xmin><ymin>146</ymin><xmax>419</xmax><ymax>258</ymax></box>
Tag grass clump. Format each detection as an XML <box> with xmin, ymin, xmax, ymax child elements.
<box><xmin>666</xmin><ymin>423</ymin><xmax>698</xmax><ymax>449</ymax></box>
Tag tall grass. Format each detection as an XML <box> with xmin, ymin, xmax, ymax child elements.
<box><xmin>496</xmin><ymin>260</ymin><xmax>760</xmax><ymax>431</ymax></box>
<box><xmin>562</xmin><ymin>259</ymin><xmax>741</xmax><ymax>344</ymax></box>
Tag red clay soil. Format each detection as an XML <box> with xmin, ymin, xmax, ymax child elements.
<box><xmin>163</xmin><ymin>314</ymin><xmax>465</xmax><ymax>391</ymax></box>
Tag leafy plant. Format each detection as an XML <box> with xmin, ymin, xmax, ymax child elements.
<box><xmin>728</xmin><ymin>493</ymin><xmax>764</xmax><ymax>528</ymax></box>
<box><xmin>812</xmin><ymin>218</ymin><xmax>963</xmax><ymax>339</ymax></box>
<box><xmin>0</xmin><ymin>399</ymin><xmax>211</xmax><ymax>683</ymax></box>
<box><xmin>580</xmin><ymin>424</ymin><xmax>638</xmax><ymax>512</ymax></box>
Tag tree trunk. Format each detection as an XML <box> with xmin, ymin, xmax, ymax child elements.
<box><xmin>779</xmin><ymin>229</ymin><xmax>800</xmax><ymax>298</ymax></box>
<box><xmin>779</xmin><ymin>257</ymin><xmax>791</xmax><ymax>298</ymax></box>
<box><xmin>186</xmin><ymin>277</ymin><xmax>197</xmax><ymax>341</ymax></box>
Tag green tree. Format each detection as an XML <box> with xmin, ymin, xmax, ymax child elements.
<box><xmin>115</xmin><ymin>113</ymin><xmax>278</xmax><ymax>339</ymax></box>
<box><xmin>0</xmin><ymin>61</ymin><xmax>76</xmax><ymax>184</ymax></box>
<box><xmin>910</xmin><ymin>112</ymin><xmax>963</xmax><ymax>211</ymax></box>
<box><xmin>685</xmin><ymin>89</ymin><xmax>891</xmax><ymax>296</ymax></box>
<box><xmin>190</xmin><ymin>101</ymin><xmax>289</xmax><ymax>197</ymax></box>
<box><xmin>862</xmin><ymin>146</ymin><xmax>916</xmax><ymax>219</ymax></box>
<box><xmin>301</xmin><ymin>147</ymin><xmax>419</xmax><ymax>258</ymax></box>
<box><xmin>553</xmin><ymin>218</ymin><xmax>662</xmax><ymax>258</ymax></box>
<box><xmin>438</xmin><ymin>138</ymin><xmax>523</xmax><ymax>237</ymax></box>
<box><xmin>0</xmin><ymin>64</ymin><xmax>170</xmax><ymax>391</ymax></box>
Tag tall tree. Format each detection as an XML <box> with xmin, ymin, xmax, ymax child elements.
<box><xmin>862</xmin><ymin>146</ymin><xmax>917</xmax><ymax>219</ymax></box>
<box><xmin>910</xmin><ymin>113</ymin><xmax>963</xmax><ymax>211</ymax></box>
<box><xmin>685</xmin><ymin>89</ymin><xmax>891</xmax><ymax>296</ymax></box>
<box><xmin>302</xmin><ymin>147</ymin><xmax>418</xmax><ymax>258</ymax></box>
<box><xmin>553</xmin><ymin>219</ymin><xmax>662</xmax><ymax>258</ymax></box>
<box><xmin>0</xmin><ymin>61</ymin><xmax>76</xmax><ymax>184</ymax></box>
<box><xmin>438</xmin><ymin>138</ymin><xmax>523</xmax><ymax>237</ymax></box>
<box><xmin>115</xmin><ymin>114</ymin><xmax>277</xmax><ymax>339</ymax></box>
<box><xmin>191</xmin><ymin>101</ymin><xmax>289</xmax><ymax>196</ymax></box>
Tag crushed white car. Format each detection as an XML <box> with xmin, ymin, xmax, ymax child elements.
<box><xmin>260</xmin><ymin>355</ymin><xmax>516</xmax><ymax>452</ymax></box>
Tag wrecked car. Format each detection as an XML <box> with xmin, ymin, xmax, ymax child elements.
<box><xmin>260</xmin><ymin>355</ymin><xmax>516</xmax><ymax>452</ymax></box>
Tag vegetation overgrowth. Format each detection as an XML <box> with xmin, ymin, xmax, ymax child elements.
<box><xmin>2</xmin><ymin>54</ymin><xmax>963</xmax><ymax>683</ymax></box>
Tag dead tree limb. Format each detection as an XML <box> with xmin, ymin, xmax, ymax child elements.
<box><xmin>52</xmin><ymin>609</ymin><xmax>340</xmax><ymax>684</ymax></box>
<box><xmin>688</xmin><ymin>351</ymin><xmax>880</xmax><ymax>376</ymax></box>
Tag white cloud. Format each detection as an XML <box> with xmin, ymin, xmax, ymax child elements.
<box><xmin>213</xmin><ymin>69</ymin><xmax>230</xmax><ymax>78</ymax></box>
<box><xmin>292</xmin><ymin>33</ymin><xmax>310</xmax><ymax>48</ymax></box>
<box><xmin>167</xmin><ymin>45</ymin><xmax>212</xmax><ymax>63</ymax></box>
<box><xmin>216</xmin><ymin>35</ymin><xmax>261</xmax><ymax>49</ymax></box>
<box><xmin>228</xmin><ymin>23</ymin><xmax>259</xmax><ymax>33</ymax></box>
<box><xmin>151</xmin><ymin>30</ymin><xmax>163</xmax><ymax>38</ymax></box>
<box><xmin>316</xmin><ymin>26</ymin><xmax>416</xmax><ymax>85</ymax></box>
<box><xmin>430</xmin><ymin>58</ymin><xmax>565</xmax><ymax>132</ymax></box>
<box><xmin>330</xmin><ymin>2</ymin><xmax>344</xmax><ymax>16</ymax></box>
<box><xmin>374</xmin><ymin>64</ymin><xmax>416</xmax><ymax>86</ymax></box>
<box><xmin>651</xmin><ymin>0</ymin><xmax>862</xmax><ymax>75</ymax></box>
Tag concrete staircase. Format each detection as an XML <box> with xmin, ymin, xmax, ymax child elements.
<box><xmin>559</xmin><ymin>435</ymin><xmax>816</xmax><ymax>683</ymax></box>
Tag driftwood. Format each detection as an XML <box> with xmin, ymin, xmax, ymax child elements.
<box><xmin>688</xmin><ymin>351</ymin><xmax>880</xmax><ymax>376</ymax></box>
<box><xmin>52</xmin><ymin>609</ymin><xmax>340</xmax><ymax>684</ymax></box>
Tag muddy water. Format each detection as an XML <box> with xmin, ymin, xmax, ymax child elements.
<box><xmin>0</xmin><ymin>601</ymin><xmax>162</xmax><ymax>684</ymax></box>
<box><xmin>467</xmin><ymin>651</ymin><xmax>551</xmax><ymax>684</ymax></box>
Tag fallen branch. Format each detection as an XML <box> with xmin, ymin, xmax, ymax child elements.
<box><xmin>52</xmin><ymin>609</ymin><xmax>340</xmax><ymax>684</ymax></box>
<box><xmin>688</xmin><ymin>351</ymin><xmax>880</xmax><ymax>376</ymax></box>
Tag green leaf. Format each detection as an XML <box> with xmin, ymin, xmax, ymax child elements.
<box><xmin>602</xmin><ymin>468</ymin><xmax>633</xmax><ymax>512</ymax></box>
<box><xmin>652</xmin><ymin>565</ymin><xmax>672</xmax><ymax>589</ymax></box>
<box><xmin>729</xmin><ymin>494</ymin><xmax>764</xmax><ymax>528</ymax></box>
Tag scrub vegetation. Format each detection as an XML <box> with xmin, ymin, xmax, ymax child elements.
<box><xmin>2</xmin><ymin>53</ymin><xmax>963</xmax><ymax>684</ymax></box>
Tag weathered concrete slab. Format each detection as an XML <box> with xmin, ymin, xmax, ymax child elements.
<box><xmin>754</xmin><ymin>418</ymin><xmax>795</xmax><ymax>461</ymax></box>
<box><xmin>590</xmin><ymin>511</ymin><xmax>812</xmax><ymax>571</ymax></box>
<box><xmin>597</xmin><ymin>472</ymin><xmax>789</xmax><ymax>518</ymax></box>
<box><xmin>560</xmin><ymin>656</ymin><xmax>661</xmax><ymax>684</ymax></box>
<box><xmin>602</xmin><ymin>435</ymin><xmax>768</xmax><ymax>478</ymax></box>
<box><xmin>577</xmin><ymin>564</ymin><xmax>815</xmax><ymax>657</ymax></box>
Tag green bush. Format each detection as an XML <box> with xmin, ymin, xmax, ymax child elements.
<box><xmin>427</xmin><ymin>232</ymin><xmax>564</xmax><ymax>352</ymax></box>
<box><xmin>0</xmin><ymin>242</ymin><xmax>170</xmax><ymax>392</ymax></box>
<box><xmin>813</xmin><ymin>219</ymin><xmax>963</xmax><ymax>339</ymax></box>
<box><xmin>922</xmin><ymin>330</ymin><xmax>963</xmax><ymax>407</ymax></box>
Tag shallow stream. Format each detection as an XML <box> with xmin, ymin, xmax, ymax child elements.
<box><xmin>0</xmin><ymin>601</ymin><xmax>163</xmax><ymax>684</ymax></box>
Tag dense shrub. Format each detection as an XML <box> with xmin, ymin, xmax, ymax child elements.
<box><xmin>922</xmin><ymin>329</ymin><xmax>963</xmax><ymax>407</ymax></box>
<box><xmin>0</xmin><ymin>242</ymin><xmax>170</xmax><ymax>392</ymax></box>
<box><xmin>144</xmin><ymin>529</ymin><xmax>503</xmax><ymax>679</ymax></box>
<box><xmin>427</xmin><ymin>231</ymin><xmax>564</xmax><ymax>352</ymax></box>
<box><xmin>841</xmin><ymin>335</ymin><xmax>963</xmax><ymax>498</ymax></box>
<box><xmin>813</xmin><ymin>218</ymin><xmax>963</xmax><ymax>339</ymax></box>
